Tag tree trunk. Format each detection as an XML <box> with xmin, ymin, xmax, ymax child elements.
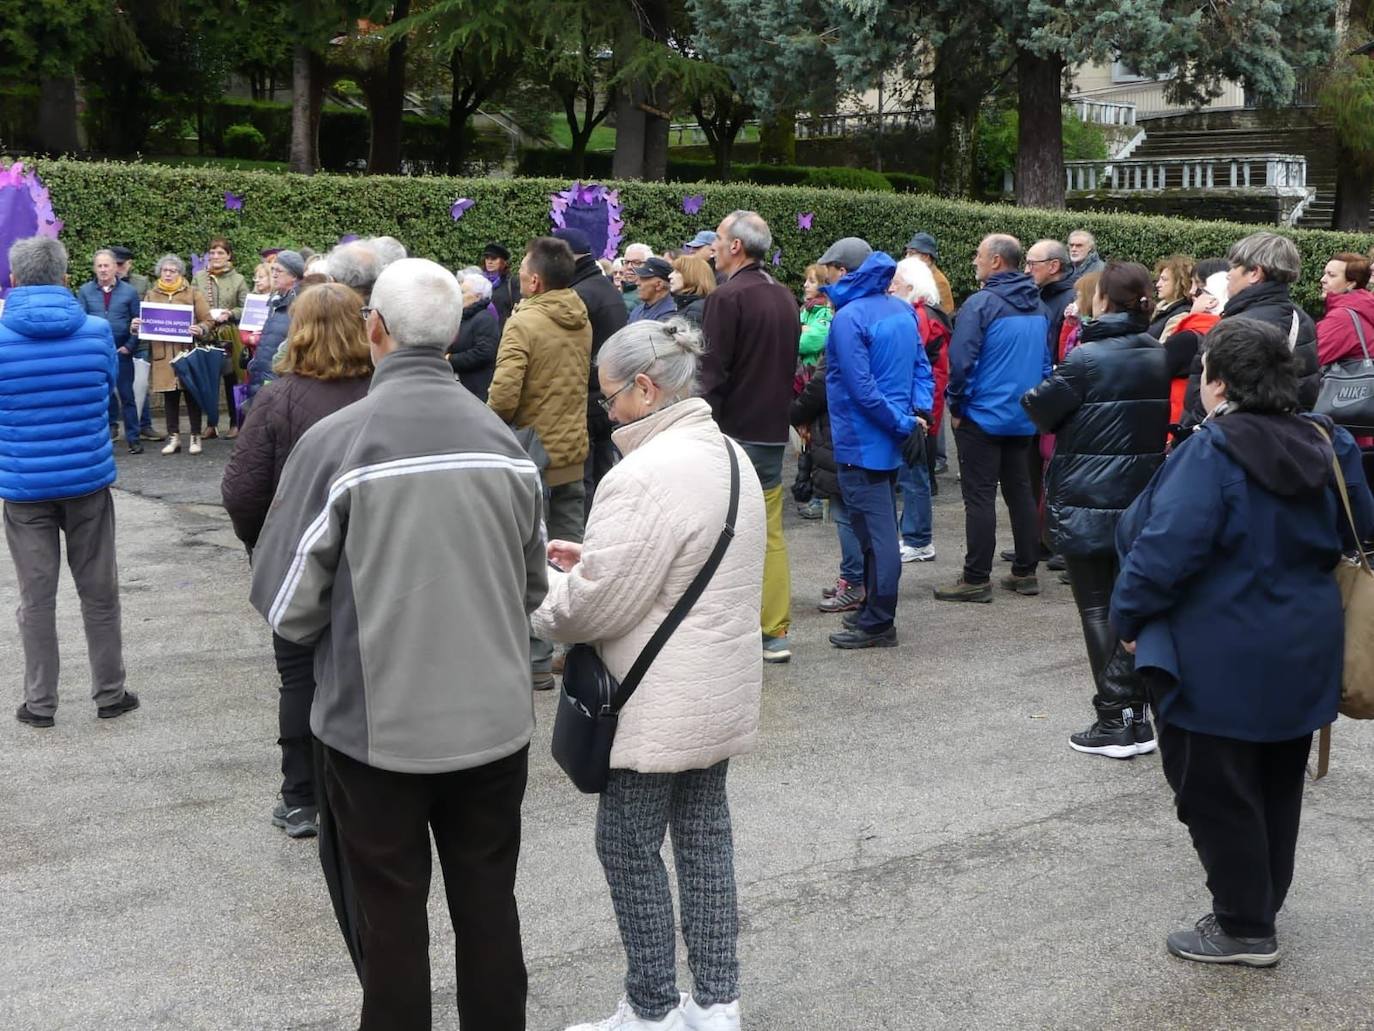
<box><xmin>933</xmin><ymin>45</ymin><xmax>979</xmax><ymax>199</ymax></box>
<box><xmin>1333</xmin><ymin>142</ymin><xmax>1373</xmax><ymax>230</ymax></box>
<box><xmin>37</xmin><ymin>76</ymin><xmax>81</xmax><ymax>154</ymax></box>
<box><xmin>289</xmin><ymin>46</ymin><xmax>322</xmax><ymax>174</ymax></box>
<box><xmin>1015</xmin><ymin>50</ymin><xmax>1065</xmax><ymax>209</ymax></box>
<box><xmin>758</xmin><ymin>111</ymin><xmax>796</xmax><ymax>165</ymax></box>
<box><xmin>366</xmin><ymin>0</ymin><xmax>410</xmax><ymax>174</ymax></box>
<box><xmin>643</xmin><ymin>111</ymin><xmax>668</xmax><ymax>181</ymax></box>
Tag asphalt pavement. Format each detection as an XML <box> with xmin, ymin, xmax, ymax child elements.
<box><xmin>2</xmin><ymin>438</ymin><xmax>1372</xmax><ymax>1030</ymax></box>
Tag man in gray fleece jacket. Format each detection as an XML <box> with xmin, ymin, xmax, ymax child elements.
<box><xmin>249</xmin><ymin>257</ymin><xmax>546</xmax><ymax>1030</ymax></box>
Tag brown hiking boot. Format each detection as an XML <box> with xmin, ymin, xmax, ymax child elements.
<box><xmin>933</xmin><ymin>577</ymin><xmax>993</xmax><ymax>603</ymax></box>
<box><xmin>1000</xmin><ymin>573</ymin><xmax>1041</xmax><ymax>596</ymax></box>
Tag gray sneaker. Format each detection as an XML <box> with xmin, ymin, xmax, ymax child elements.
<box><xmin>762</xmin><ymin>634</ymin><xmax>792</xmax><ymax>663</ymax></box>
<box><xmin>1167</xmin><ymin>913</ymin><xmax>1278</xmax><ymax>967</ymax></box>
<box><xmin>272</xmin><ymin>801</ymin><xmax>319</xmax><ymax>839</ymax></box>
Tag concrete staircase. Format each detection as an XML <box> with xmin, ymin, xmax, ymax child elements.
<box><xmin>1131</xmin><ymin>115</ymin><xmax>1342</xmax><ymax>229</ymax></box>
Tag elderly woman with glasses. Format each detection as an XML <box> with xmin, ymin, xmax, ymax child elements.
<box><xmin>129</xmin><ymin>253</ymin><xmax>214</xmax><ymax>455</ymax></box>
<box><xmin>533</xmin><ymin>318</ymin><xmax>766</xmax><ymax>1031</ymax></box>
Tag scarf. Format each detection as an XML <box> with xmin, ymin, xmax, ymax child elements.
<box><xmin>802</xmin><ymin>295</ymin><xmax>829</xmax><ymax>311</ymax></box>
<box><xmin>153</xmin><ymin>276</ymin><xmax>187</xmax><ymax>298</ymax></box>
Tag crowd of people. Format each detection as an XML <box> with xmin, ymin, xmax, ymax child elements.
<box><xmin>2</xmin><ymin>205</ymin><xmax>1373</xmax><ymax>1029</ymax></box>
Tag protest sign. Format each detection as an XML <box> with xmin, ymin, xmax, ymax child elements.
<box><xmin>139</xmin><ymin>302</ymin><xmax>193</xmax><ymax>343</ymax></box>
<box><xmin>238</xmin><ymin>293</ymin><xmax>271</xmax><ymax>333</ymax></box>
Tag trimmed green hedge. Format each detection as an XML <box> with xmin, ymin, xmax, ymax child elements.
<box><xmin>30</xmin><ymin>158</ymin><xmax>1373</xmax><ymax>310</ymax></box>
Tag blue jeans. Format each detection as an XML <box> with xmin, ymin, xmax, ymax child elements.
<box><xmin>898</xmin><ymin>459</ymin><xmax>932</xmax><ymax>549</ymax></box>
<box><xmin>828</xmin><ymin>494</ymin><xmax>864</xmax><ymax>584</ymax></box>
<box><xmin>115</xmin><ymin>353</ymin><xmax>153</xmax><ymax>440</ymax></box>
<box><xmin>836</xmin><ymin>465</ymin><xmax>901</xmax><ymax>634</ymax></box>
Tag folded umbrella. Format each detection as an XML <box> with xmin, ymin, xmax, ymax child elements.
<box><xmin>169</xmin><ymin>345</ymin><xmax>224</xmax><ymax>428</ymax></box>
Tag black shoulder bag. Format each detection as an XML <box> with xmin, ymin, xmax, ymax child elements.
<box><xmin>1314</xmin><ymin>309</ymin><xmax>1374</xmax><ymax>435</ymax></box>
<box><xmin>551</xmin><ymin>436</ymin><xmax>741</xmax><ymax>794</ymax></box>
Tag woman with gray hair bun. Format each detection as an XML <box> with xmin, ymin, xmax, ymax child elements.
<box><xmin>445</xmin><ymin>271</ymin><xmax>500</xmax><ymax>400</ymax></box>
<box><xmin>534</xmin><ymin>317</ymin><xmax>766</xmax><ymax>1031</ymax></box>
<box><xmin>129</xmin><ymin>252</ymin><xmax>214</xmax><ymax>455</ymax></box>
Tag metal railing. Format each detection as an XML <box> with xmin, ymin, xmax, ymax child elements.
<box><xmin>1062</xmin><ymin>153</ymin><xmax>1308</xmax><ymax>192</ymax></box>
<box><xmin>667</xmin><ymin>109</ymin><xmax>933</xmax><ymax>146</ymax></box>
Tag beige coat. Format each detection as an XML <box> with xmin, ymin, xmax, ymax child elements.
<box><xmin>532</xmin><ymin>398</ymin><xmax>765</xmax><ymax>773</ymax></box>
<box><xmin>140</xmin><ymin>283</ymin><xmax>213</xmax><ymax>393</ymax></box>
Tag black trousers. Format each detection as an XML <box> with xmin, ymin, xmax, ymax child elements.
<box><xmin>1158</xmin><ymin>723</ymin><xmax>1312</xmax><ymax>939</ymax></box>
<box><xmin>322</xmin><ymin>743</ymin><xmax>529</xmax><ymax>1031</ymax></box>
<box><xmin>953</xmin><ymin>420</ymin><xmax>1040</xmax><ymax>582</ymax></box>
<box><xmin>1063</xmin><ymin>555</ymin><xmax>1147</xmax><ymax>720</ymax></box>
<box><xmin>272</xmin><ymin>633</ymin><xmax>316</xmax><ymax>807</ymax></box>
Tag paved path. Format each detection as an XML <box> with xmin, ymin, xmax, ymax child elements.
<box><xmin>2</xmin><ymin>441</ymin><xmax>1372</xmax><ymax>1030</ymax></box>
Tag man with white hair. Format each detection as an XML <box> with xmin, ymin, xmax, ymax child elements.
<box><xmin>1068</xmin><ymin>230</ymin><xmax>1105</xmax><ymax>279</ymax></box>
<box><xmin>619</xmin><ymin>241</ymin><xmax>654</xmax><ymax>313</ymax></box>
<box><xmin>249</xmin><ymin>257</ymin><xmax>546</xmax><ymax>1029</ymax></box>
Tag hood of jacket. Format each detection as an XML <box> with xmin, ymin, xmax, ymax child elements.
<box><xmin>462</xmin><ymin>300</ymin><xmax>488</xmax><ymax>320</ymax></box>
<box><xmin>823</xmin><ymin>251</ymin><xmax>897</xmax><ymax>311</ymax></box>
<box><xmin>1223</xmin><ymin>279</ymin><xmax>1294</xmax><ymax>320</ymax></box>
<box><xmin>1080</xmin><ymin>310</ymin><xmax>1151</xmax><ymax>342</ymax></box>
<box><xmin>517</xmin><ymin>287</ymin><xmax>589</xmax><ymax>331</ymax></box>
<box><xmin>1324</xmin><ymin>287</ymin><xmax>1374</xmax><ymax>324</ymax></box>
<box><xmin>982</xmin><ymin>270</ymin><xmax>1043</xmax><ymax>313</ymax></box>
<box><xmin>1040</xmin><ymin>275</ymin><xmax>1075</xmax><ymax>307</ymax></box>
<box><xmin>1</xmin><ymin>285</ymin><xmax>90</xmax><ymax>339</ymax></box>
<box><xmin>569</xmin><ymin>253</ymin><xmax>605</xmax><ymax>288</ymax></box>
<box><xmin>1210</xmin><ymin>410</ymin><xmax>1330</xmax><ymax>496</ymax></box>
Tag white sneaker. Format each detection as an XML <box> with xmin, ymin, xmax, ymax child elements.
<box><xmin>160</xmin><ymin>433</ymin><xmax>180</xmax><ymax>456</ymax></box>
<box><xmin>900</xmin><ymin>543</ymin><xmax>936</xmax><ymax>563</ymax></box>
<box><xmin>681</xmin><ymin>993</ymin><xmax>741</xmax><ymax>1031</ymax></box>
<box><xmin>565</xmin><ymin>996</ymin><xmax>686</xmax><ymax>1031</ymax></box>
<box><xmin>188</xmin><ymin>434</ymin><xmax>202</xmax><ymax>455</ymax></box>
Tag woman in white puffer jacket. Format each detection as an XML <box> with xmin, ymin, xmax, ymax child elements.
<box><xmin>534</xmin><ymin>318</ymin><xmax>764</xmax><ymax>1031</ymax></box>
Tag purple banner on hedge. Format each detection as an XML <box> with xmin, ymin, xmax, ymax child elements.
<box><xmin>0</xmin><ymin>163</ymin><xmax>62</xmax><ymax>299</ymax></box>
<box><xmin>550</xmin><ymin>181</ymin><xmax>623</xmax><ymax>261</ymax></box>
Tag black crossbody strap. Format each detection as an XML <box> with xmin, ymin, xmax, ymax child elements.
<box><xmin>609</xmin><ymin>437</ymin><xmax>741</xmax><ymax>713</ymax></box>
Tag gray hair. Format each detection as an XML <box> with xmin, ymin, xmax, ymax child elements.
<box><xmin>1033</xmin><ymin>239</ymin><xmax>1071</xmax><ymax>277</ymax></box>
<box><xmin>9</xmin><ymin>237</ymin><xmax>68</xmax><ymax>286</ymax></box>
<box><xmin>324</xmin><ymin>242</ymin><xmax>381</xmax><ymax>300</ymax></box>
<box><xmin>1069</xmin><ymin>229</ymin><xmax>1097</xmax><ymax>249</ymax></box>
<box><xmin>982</xmin><ymin>234</ymin><xmax>1023</xmax><ymax>270</ymax></box>
<box><xmin>623</xmin><ymin>243</ymin><xmax>654</xmax><ymax>263</ymax></box>
<box><xmin>155</xmin><ymin>253</ymin><xmax>185</xmax><ymax>277</ymax></box>
<box><xmin>371</xmin><ymin>258</ymin><xmax>463</xmax><ymax>350</ymax></box>
<box><xmin>92</xmin><ymin>248</ymin><xmax>116</xmax><ymax>265</ymax></box>
<box><xmin>721</xmin><ymin>210</ymin><xmax>771</xmax><ymax>260</ymax></box>
<box><xmin>597</xmin><ymin>318</ymin><xmax>705</xmax><ymax>402</ymax></box>
<box><xmin>892</xmin><ymin>256</ymin><xmax>942</xmax><ymax>307</ymax></box>
<box><xmin>459</xmin><ymin>271</ymin><xmax>493</xmax><ymax>302</ymax></box>
<box><xmin>1228</xmin><ymin>231</ymin><xmax>1300</xmax><ymax>285</ymax></box>
<box><xmin>367</xmin><ymin>236</ymin><xmax>408</xmax><ymax>269</ymax></box>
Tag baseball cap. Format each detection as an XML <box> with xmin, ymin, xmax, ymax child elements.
<box><xmin>637</xmin><ymin>256</ymin><xmax>673</xmax><ymax>281</ymax></box>
<box><xmin>816</xmin><ymin>237</ymin><xmax>873</xmax><ymax>270</ymax></box>
<box><xmin>683</xmin><ymin>230</ymin><xmax>717</xmax><ymax>252</ymax></box>
<box><xmin>552</xmin><ymin>228</ymin><xmax>593</xmax><ymax>256</ymax></box>
<box><xmin>905</xmin><ymin>232</ymin><xmax>939</xmax><ymax>259</ymax></box>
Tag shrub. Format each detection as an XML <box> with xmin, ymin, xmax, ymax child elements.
<box><xmin>804</xmin><ymin>166</ymin><xmax>893</xmax><ymax>192</ymax></box>
<box><xmin>884</xmin><ymin>172</ymin><xmax>936</xmax><ymax>194</ymax></box>
<box><xmin>27</xmin><ymin>157</ymin><xmax>1372</xmax><ymax>311</ymax></box>
<box><xmin>223</xmin><ymin>123</ymin><xmax>267</xmax><ymax>160</ymax></box>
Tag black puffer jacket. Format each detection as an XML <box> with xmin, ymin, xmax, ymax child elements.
<box><xmin>1147</xmin><ymin>297</ymin><xmax>1190</xmax><ymax>339</ymax></box>
<box><xmin>568</xmin><ymin>254</ymin><xmax>629</xmax><ymax>443</ymax></box>
<box><xmin>789</xmin><ymin>354</ymin><xmax>838</xmax><ymax>499</ymax></box>
<box><xmin>446</xmin><ymin>302</ymin><xmax>499</xmax><ymax>401</ymax></box>
<box><xmin>1040</xmin><ymin>276</ymin><xmax>1075</xmax><ymax>362</ymax></box>
<box><xmin>1021</xmin><ymin>312</ymin><xmax>1169</xmax><ymax>557</ymax></box>
<box><xmin>1180</xmin><ymin>281</ymin><xmax>1319</xmax><ymax>433</ymax></box>
<box><xmin>673</xmin><ymin>291</ymin><xmax>707</xmax><ymax>327</ymax></box>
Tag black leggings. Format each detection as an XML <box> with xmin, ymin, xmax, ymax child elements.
<box><xmin>273</xmin><ymin>632</ymin><xmax>316</xmax><ymax>807</ymax></box>
<box><xmin>1063</xmin><ymin>554</ymin><xmax>1148</xmax><ymax>719</ymax></box>
<box><xmin>163</xmin><ymin>390</ymin><xmax>202</xmax><ymax>436</ymax></box>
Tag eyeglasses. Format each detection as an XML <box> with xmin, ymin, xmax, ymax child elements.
<box><xmin>360</xmin><ymin>306</ymin><xmax>390</xmax><ymax>334</ymax></box>
<box><xmin>598</xmin><ymin>379</ymin><xmax>637</xmax><ymax>412</ymax></box>
<box><xmin>1025</xmin><ymin>258</ymin><xmax>1055</xmax><ymax>268</ymax></box>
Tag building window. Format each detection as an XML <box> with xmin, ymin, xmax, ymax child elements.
<box><xmin>1111</xmin><ymin>61</ymin><xmax>1163</xmax><ymax>84</ymax></box>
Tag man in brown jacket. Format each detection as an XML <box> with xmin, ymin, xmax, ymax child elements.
<box><xmin>488</xmin><ymin>236</ymin><xmax>592</xmax><ymax>687</ymax></box>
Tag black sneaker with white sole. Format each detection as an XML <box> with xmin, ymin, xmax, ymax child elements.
<box><xmin>1167</xmin><ymin>913</ymin><xmax>1279</xmax><ymax>967</ymax></box>
<box><xmin>1133</xmin><ymin>714</ymin><xmax>1158</xmax><ymax>755</ymax></box>
<box><xmin>1068</xmin><ymin>717</ymin><xmax>1138</xmax><ymax>759</ymax></box>
<box><xmin>272</xmin><ymin>801</ymin><xmax>319</xmax><ymax>839</ymax></box>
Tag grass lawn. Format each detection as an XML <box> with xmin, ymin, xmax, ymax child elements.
<box><xmin>545</xmin><ymin>121</ymin><xmax>760</xmax><ymax>153</ymax></box>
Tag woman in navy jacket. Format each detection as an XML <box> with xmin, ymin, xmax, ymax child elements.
<box><xmin>1023</xmin><ymin>263</ymin><xmax>1169</xmax><ymax>760</ymax></box>
<box><xmin>1111</xmin><ymin>318</ymin><xmax>1374</xmax><ymax>968</ymax></box>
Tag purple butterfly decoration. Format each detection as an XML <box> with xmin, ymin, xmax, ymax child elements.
<box><xmin>682</xmin><ymin>194</ymin><xmax>705</xmax><ymax>216</ymax></box>
<box><xmin>224</xmin><ymin>191</ymin><xmax>244</xmax><ymax>212</ymax></box>
<box><xmin>450</xmin><ymin>198</ymin><xmax>475</xmax><ymax>221</ymax></box>
<box><xmin>338</xmin><ymin>234</ymin><xmax>360</xmax><ymax>245</ymax></box>
<box><xmin>771</xmin><ymin>248</ymin><xmax>783</xmax><ymax>267</ymax></box>
<box><xmin>190</xmin><ymin>252</ymin><xmax>209</xmax><ymax>276</ymax></box>
<box><xmin>797</xmin><ymin>212</ymin><xmax>814</xmax><ymax>231</ymax></box>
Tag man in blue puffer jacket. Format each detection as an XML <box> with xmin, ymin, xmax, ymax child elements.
<box><xmin>821</xmin><ymin>240</ymin><xmax>933</xmax><ymax>649</ymax></box>
<box><xmin>0</xmin><ymin>237</ymin><xmax>138</xmax><ymax>728</ymax></box>
<box><xmin>937</xmin><ymin>234</ymin><xmax>1051</xmax><ymax>604</ymax></box>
